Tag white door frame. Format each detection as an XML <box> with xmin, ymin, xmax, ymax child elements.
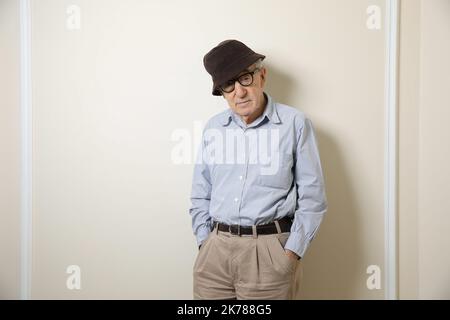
<box><xmin>20</xmin><ymin>0</ymin><xmax>32</xmax><ymax>301</ymax></box>
<box><xmin>384</xmin><ymin>0</ymin><xmax>399</xmax><ymax>300</ymax></box>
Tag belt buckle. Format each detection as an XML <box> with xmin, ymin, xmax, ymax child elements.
<box><xmin>229</xmin><ymin>224</ymin><xmax>241</xmax><ymax>236</ymax></box>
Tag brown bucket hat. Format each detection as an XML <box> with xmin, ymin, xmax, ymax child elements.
<box><xmin>203</xmin><ymin>39</ymin><xmax>266</xmax><ymax>96</ymax></box>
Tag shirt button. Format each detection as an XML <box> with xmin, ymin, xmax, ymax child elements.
<box><xmin>234</xmin><ymin>197</ymin><xmax>239</xmax><ymax>202</ymax></box>
<box><xmin>239</xmin><ymin>175</ymin><xmax>243</xmax><ymax>180</ymax></box>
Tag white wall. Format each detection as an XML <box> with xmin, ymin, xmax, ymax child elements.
<box><xmin>28</xmin><ymin>0</ymin><xmax>387</xmax><ymax>299</ymax></box>
<box><xmin>417</xmin><ymin>0</ymin><xmax>450</xmax><ymax>299</ymax></box>
<box><xmin>0</xmin><ymin>0</ymin><xmax>443</xmax><ymax>300</ymax></box>
<box><xmin>399</xmin><ymin>0</ymin><xmax>450</xmax><ymax>300</ymax></box>
<box><xmin>1</xmin><ymin>0</ymin><xmax>412</xmax><ymax>299</ymax></box>
<box><xmin>398</xmin><ymin>0</ymin><xmax>420</xmax><ymax>300</ymax></box>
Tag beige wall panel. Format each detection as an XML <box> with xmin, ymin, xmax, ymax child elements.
<box><xmin>0</xmin><ymin>0</ymin><xmax>21</xmax><ymax>300</ymax></box>
<box><xmin>30</xmin><ymin>0</ymin><xmax>387</xmax><ymax>298</ymax></box>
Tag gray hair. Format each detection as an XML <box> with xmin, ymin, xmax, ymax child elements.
<box><xmin>252</xmin><ymin>58</ymin><xmax>264</xmax><ymax>69</ymax></box>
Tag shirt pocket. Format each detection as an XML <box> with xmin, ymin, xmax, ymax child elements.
<box><xmin>256</xmin><ymin>153</ymin><xmax>294</xmax><ymax>189</ymax></box>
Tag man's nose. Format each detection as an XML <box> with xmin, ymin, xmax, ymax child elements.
<box><xmin>234</xmin><ymin>81</ymin><xmax>247</xmax><ymax>97</ymax></box>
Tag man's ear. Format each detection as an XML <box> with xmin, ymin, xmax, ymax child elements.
<box><xmin>260</xmin><ymin>67</ymin><xmax>267</xmax><ymax>86</ymax></box>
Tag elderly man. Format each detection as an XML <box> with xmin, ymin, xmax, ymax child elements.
<box><xmin>189</xmin><ymin>39</ymin><xmax>327</xmax><ymax>299</ymax></box>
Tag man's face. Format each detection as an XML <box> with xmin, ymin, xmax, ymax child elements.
<box><xmin>221</xmin><ymin>63</ymin><xmax>267</xmax><ymax>120</ymax></box>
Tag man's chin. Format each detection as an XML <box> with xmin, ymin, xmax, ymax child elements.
<box><xmin>236</xmin><ymin>111</ymin><xmax>251</xmax><ymax>117</ymax></box>
<box><xmin>236</xmin><ymin>105</ymin><xmax>254</xmax><ymax>113</ymax></box>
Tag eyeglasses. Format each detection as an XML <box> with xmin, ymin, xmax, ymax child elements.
<box><xmin>219</xmin><ymin>68</ymin><xmax>261</xmax><ymax>93</ymax></box>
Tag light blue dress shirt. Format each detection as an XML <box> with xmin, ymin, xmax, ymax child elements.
<box><xmin>189</xmin><ymin>93</ymin><xmax>327</xmax><ymax>258</ymax></box>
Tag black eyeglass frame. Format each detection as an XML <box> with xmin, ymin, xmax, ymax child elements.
<box><xmin>219</xmin><ymin>67</ymin><xmax>261</xmax><ymax>94</ymax></box>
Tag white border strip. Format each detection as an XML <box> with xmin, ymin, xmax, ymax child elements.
<box><xmin>384</xmin><ymin>0</ymin><xmax>399</xmax><ymax>300</ymax></box>
<box><xmin>20</xmin><ymin>0</ymin><xmax>32</xmax><ymax>300</ymax></box>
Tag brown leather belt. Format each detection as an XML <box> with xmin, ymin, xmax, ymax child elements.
<box><xmin>214</xmin><ymin>216</ymin><xmax>293</xmax><ymax>236</ymax></box>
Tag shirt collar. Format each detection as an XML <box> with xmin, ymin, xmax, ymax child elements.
<box><xmin>221</xmin><ymin>92</ymin><xmax>281</xmax><ymax>126</ymax></box>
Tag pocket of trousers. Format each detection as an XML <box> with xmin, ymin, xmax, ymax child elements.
<box><xmin>268</xmin><ymin>233</ymin><xmax>296</xmax><ymax>274</ymax></box>
<box><xmin>194</xmin><ymin>232</ymin><xmax>215</xmax><ymax>273</ymax></box>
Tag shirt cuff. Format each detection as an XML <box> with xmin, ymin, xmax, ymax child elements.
<box><xmin>195</xmin><ymin>224</ymin><xmax>212</xmax><ymax>247</ymax></box>
<box><xmin>284</xmin><ymin>231</ymin><xmax>309</xmax><ymax>259</ymax></box>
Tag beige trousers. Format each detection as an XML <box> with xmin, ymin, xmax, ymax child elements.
<box><xmin>193</xmin><ymin>224</ymin><xmax>303</xmax><ymax>299</ymax></box>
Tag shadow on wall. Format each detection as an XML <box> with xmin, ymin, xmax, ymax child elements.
<box><xmin>264</xmin><ymin>62</ymin><xmax>297</xmax><ymax>106</ymax></box>
<box><xmin>265</xmin><ymin>63</ymin><xmax>363</xmax><ymax>299</ymax></box>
